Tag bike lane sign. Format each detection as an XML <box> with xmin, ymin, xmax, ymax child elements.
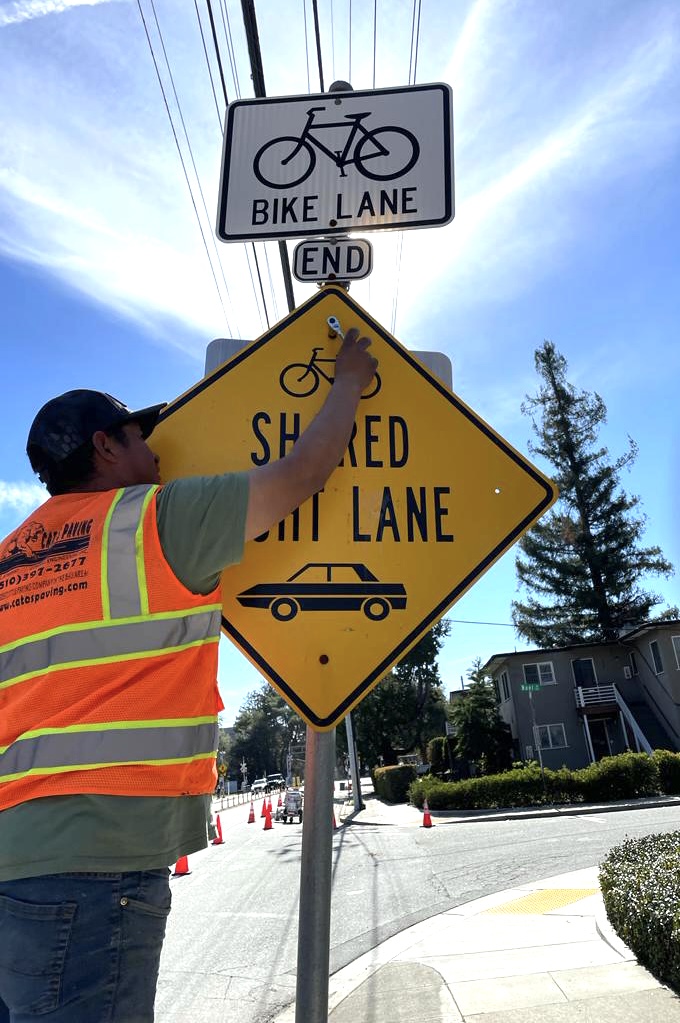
<box><xmin>216</xmin><ymin>83</ymin><xmax>453</xmax><ymax>242</ymax></box>
<box><xmin>151</xmin><ymin>286</ymin><xmax>556</xmax><ymax>729</ymax></box>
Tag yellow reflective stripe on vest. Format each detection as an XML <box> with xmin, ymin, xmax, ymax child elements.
<box><xmin>134</xmin><ymin>486</ymin><xmax>157</xmax><ymax>616</ymax></box>
<box><xmin>100</xmin><ymin>488</ymin><xmax>123</xmax><ymax>619</ymax></box>
<box><xmin>0</xmin><ymin>606</ymin><xmax>222</xmax><ymax>690</ymax></box>
<box><xmin>104</xmin><ymin>485</ymin><xmax>159</xmax><ymax>620</ymax></box>
<box><xmin>0</xmin><ymin>717</ymin><xmax>218</xmax><ymax>782</ymax></box>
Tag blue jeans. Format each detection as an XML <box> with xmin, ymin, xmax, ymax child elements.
<box><xmin>0</xmin><ymin>871</ymin><xmax>171</xmax><ymax>1022</ymax></box>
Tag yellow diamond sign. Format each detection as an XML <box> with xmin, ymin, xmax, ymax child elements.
<box><xmin>152</xmin><ymin>286</ymin><xmax>557</xmax><ymax>729</ymax></box>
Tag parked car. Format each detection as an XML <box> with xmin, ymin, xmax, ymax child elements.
<box><xmin>251</xmin><ymin>777</ymin><xmax>267</xmax><ymax>796</ymax></box>
<box><xmin>266</xmin><ymin>773</ymin><xmax>286</xmax><ymax>792</ymax></box>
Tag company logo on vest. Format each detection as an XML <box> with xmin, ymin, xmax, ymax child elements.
<box><xmin>0</xmin><ymin>517</ymin><xmax>93</xmax><ymax>575</ymax></box>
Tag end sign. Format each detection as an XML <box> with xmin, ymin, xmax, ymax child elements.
<box><xmin>152</xmin><ymin>288</ymin><xmax>556</xmax><ymax>729</ymax></box>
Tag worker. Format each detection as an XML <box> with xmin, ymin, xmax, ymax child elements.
<box><xmin>0</xmin><ymin>327</ymin><xmax>376</xmax><ymax>1022</ymax></box>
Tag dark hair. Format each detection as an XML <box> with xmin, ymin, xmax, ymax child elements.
<box><xmin>39</xmin><ymin>425</ymin><xmax>129</xmax><ymax>496</ymax></box>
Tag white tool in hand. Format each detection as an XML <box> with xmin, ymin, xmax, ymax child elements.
<box><xmin>327</xmin><ymin>316</ymin><xmax>345</xmax><ymax>339</ymax></box>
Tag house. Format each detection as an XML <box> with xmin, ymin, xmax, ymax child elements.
<box><xmin>482</xmin><ymin>620</ymin><xmax>680</xmax><ymax>770</ymax></box>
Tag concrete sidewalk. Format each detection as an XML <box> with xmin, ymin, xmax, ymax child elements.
<box><xmin>274</xmin><ymin>796</ymin><xmax>680</xmax><ymax>1022</ymax></box>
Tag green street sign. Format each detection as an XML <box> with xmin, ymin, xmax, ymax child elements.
<box><xmin>520</xmin><ymin>684</ymin><xmax>541</xmax><ymax>692</ymax></box>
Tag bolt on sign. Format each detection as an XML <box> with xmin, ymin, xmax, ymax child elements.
<box><xmin>151</xmin><ymin>287</ymin><xmax>557</xmax><ymax>729</ymax></box>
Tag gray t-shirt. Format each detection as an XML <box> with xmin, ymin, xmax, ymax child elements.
<box><xmin>0</xmin><ymin>474</ymin><xmax>249</xmax><ymax>881</ymax></box>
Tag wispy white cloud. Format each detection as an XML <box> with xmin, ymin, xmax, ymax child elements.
<box><xmin>0</xmin><ymin>0</ymin><xmax>112</xmax><ymax>29</ymax></box>
<box><xmin>0</xmin><ymin>481</ymin><xmax>46</xmax><ymax>514</ymax></box>
<box><xmin>0</xmin><ymin>0</ymin><xmax>678</xmax><ymax>355</ymax></box>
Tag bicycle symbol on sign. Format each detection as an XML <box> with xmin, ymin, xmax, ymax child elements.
<box><xmin>253</xmin><ymin>105</ymin><xmax>420</xmax><ymax>190</ymax></box>
<box><xmin>279</xmin><ymin>348</ymin><xmax>382</xmax><ymax>400</ymax></box>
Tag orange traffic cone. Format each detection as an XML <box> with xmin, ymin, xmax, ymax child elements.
<box><xmin>422</xmin><ymin>799</ymin><xmax>433</xmax><ymax>828</ymax></box>
<box><xmin>267</xmin><ymin>796</ymin><xmax>273</xmax><ymax>815</ymax></box>
<box><xmin>263</xmin><ymin>803</ymin><xmax>273</xmax><ymax>831</ymax></box>
<box><xmin>172</xmin><ymin>855</ymin><xmax>191</xmax><ymax>876</ymax></box>
<box><xmin>247</xmin><ymin>801</ymin><xmax>255</xmax><ymax>823</ymax></box>
<box><xmin>212</xmin><ymin>814</ymin><xmax>225</xmax><ymax>845</ymax></box>
<box><xmin>277</xmin><ymin>792</ymin><xmax>283</xmax><ymax>808</ymax></box>
<box><xmin>261</xmin><ymin>798</ymin><xmax>267</xmax><ymax>817</ymax></box>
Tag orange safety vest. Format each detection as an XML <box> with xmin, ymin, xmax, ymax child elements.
<box><xmin>0</xmin><ymin>485</ymin><xmax>223</xmax><ymax>812</ymax></box>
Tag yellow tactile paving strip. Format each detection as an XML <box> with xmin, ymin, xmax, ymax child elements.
<box><xmin>484</xmin><ymin>888</ymin><xmax>599</xmax><ymax>914</ymax></box>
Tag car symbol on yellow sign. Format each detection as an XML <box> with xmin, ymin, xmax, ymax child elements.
<box><xmin>236</xmin><ymin>562</ymin><xmax>407</xmax><ymax>621</ymax></box>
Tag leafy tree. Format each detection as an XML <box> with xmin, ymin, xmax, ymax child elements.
<box><xmin>230</xmin><ymin>684</ymin><xmax>305</xmax><ymax>781</ymax></box>
<box><xmin>344</xmin><ymin>621</ymin><xmax>450</xmax><ymax>768</ymax></box>
<box><xmin>450</xmin><ymin>658</ymin><xmax>513</xmax><ymax>775</ymax></box>
<box><xmin>513</xmin><ymin>340</ymin><xmax>675</xmax><ymax>645</ymax></box>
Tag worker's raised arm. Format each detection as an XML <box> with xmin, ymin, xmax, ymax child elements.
<box><xmin>244</xmin><ymin>327</ymin><xmax>377</xmax><ymax>542</ymax></box>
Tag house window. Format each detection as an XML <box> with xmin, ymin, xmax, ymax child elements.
<box><xmin>650</xmin><ymin>641</ymin><xmax>664</xmax><ymax>675</ymax></box>
<box><xmin>523</xmin><ymin>662</ymin><xmax>555</xmax><ymax>686</ymax></box>
<box><xmin>629</xmin><ymin>650</ymin><xmax>639</xmax><ymax>676</ymax></box>
<box><xmin>572</xmin><ymin>658</ymin><xmax>596</xmax><ymax>686</ymax></box>
<box><xmin>536</xmin><ymin>723</ymin><xmax>567</xmax><ymax>749</ymax></box>
<box><xmin>500</xmin><ymin>670</ymin><xmax>510</xmax><ymax>702</ymax></box>
<box><xmin>672</xmin><ymin>637</ymin><xmax>680</xmax><ymax>670</ymax></box>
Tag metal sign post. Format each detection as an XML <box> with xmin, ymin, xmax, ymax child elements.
<box><xmin>295</xmin><ymin>726</ymin><xmax>336</xmax><ymax>1023</ymax></box>
<box><xmin>527</xmin><ymin>690</ymin><xmax>547</xmax><ymax>795</ymax></box>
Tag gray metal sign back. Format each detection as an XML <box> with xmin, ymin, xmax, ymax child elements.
<box><xmin>217</xmin><ymin>83</ymin><xmax>454</xmax><ymax>242</ymax></box>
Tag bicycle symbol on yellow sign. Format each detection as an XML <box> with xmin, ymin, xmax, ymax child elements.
<box><xmin>253</xmin><ymin>105</ymin><xmax>420</xmax><ymax>189</ymax></box>
<box><xmin>279</xmin><ymin>347</ymin><xmax>382</xmax><ymax>399</ymax></box>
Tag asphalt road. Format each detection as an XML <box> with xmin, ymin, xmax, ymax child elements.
<box><xmin>155</xmin><ymin>801</ymin><xmax>680</xmax><ymax>1023</ymax></box>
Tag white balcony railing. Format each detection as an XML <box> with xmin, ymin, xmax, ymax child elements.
<box><xmin>574</xmin><ymin>683</ymin><xmax>617</xmax><ymax>708</ymax></box>
<box><xmin>574</xmin><ymin>682</ymin><xmax>653</xmax><ymax>755</ymax></box>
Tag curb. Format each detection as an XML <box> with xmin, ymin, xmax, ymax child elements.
<box><xmin>348</xmin><ymin>795</ymin><xmax>680</xmax><ymax>827</ymax></box>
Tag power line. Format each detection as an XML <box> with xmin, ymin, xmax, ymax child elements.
<box><xmin>447</xmin><ymin>619</ymin><xmax>517</xmax><ymax>628</ymax></box>
<box><xmin>408</xmin><ymin>0</ymin><xmax>422</xmax><ymax>84</ymax></box>
<box><xmin>392</xmin><ymin>0</ymin><xmax>424</xmax><ymax>335</ymax></box>
<box><xmin>240</xmin><ymin>0</ymin><xmax>296</xmax><ymax>314</ymax></box>
<box><xmin>202</xmin><ymin>0</ymin><xmax>228</xmax><ymax>112</ymax></box>
<box><xmin>250</xmin><ymin>244</ymin><xmax>270</xmax><ymax>329</ymax></box>
<box><xmin>147</xmin><ymin>0</ymin><xmax>236</xmax><ymax>324</ymax></box>
<box><xmin>219</xmin><ymin>0</ymin><xmax>242</xmax><ymax>97</ymax></box>
<box><xmin>204</xmin><ymin>0</ymin><xmax>270</xmax><ymax>334</ymax></box>
<box><xmin>136</xmin><ymin>0</ymin><xmax>234</xmax><ymax>335</ymax></box>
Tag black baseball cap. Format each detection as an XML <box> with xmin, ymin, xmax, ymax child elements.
<box><xmin>26</xmin><ymin>389</ymin><xmax>166</xmax><ymax>471</ymax></box>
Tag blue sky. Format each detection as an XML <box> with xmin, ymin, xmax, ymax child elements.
<box><xmin>1</xmin><ymin>0</ymin><xmax>678</xmax><ymax>725</ymax></box>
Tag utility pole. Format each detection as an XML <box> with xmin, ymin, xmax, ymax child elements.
<box><xmin>239</xmin><ymin>0</ymin><xmax>295</xmax><ymax>313</ymax></box>
<box><xmin>344</xmin><ymin>712</ymin><xmax>364</xmax><ymax>811</ymax></box>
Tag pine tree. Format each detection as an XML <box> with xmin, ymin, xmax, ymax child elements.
<box><xmin>450</xmin><ymin>658</ymin><xmax>513</xmax><ymax>775</ymax></box>
<box><xmin>512</xmin><ymin>340</ymin><xmax>675</xmax><ymax>645</ymax></box>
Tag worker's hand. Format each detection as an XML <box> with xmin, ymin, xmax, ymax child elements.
<box><xmin>333</xmin><ymin>326</ymin><xmax>378</xmax><ymax>395</ymax></box>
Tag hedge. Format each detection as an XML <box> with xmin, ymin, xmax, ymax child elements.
<box><xmin>600</xmin><ymin>831</ymin><xmax>680</xmax><ymax>993</ymax></box>
<box><xmin>408</xmin><ymin>750</ymin><xmax>680</xmax><ymax>811</ymax></box>
<box><xmin>372</xmin><ymin>764</ymin><xmax>417</xmax><ymax>803</ymax></box>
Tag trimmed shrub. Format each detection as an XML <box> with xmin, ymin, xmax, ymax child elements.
<box><xmin>409</xmin><ymin>763</ymin><xmax>573</xmax><ymax>810</ymax></box>
<box><xmin>408</xmin><ymin>751</ymin><xmax>668</xmax><ymax>811</ymax></box>
<box><xmin>653</xmin><ymin>749</ymin><xmax>680</xmax><ymax>795</ymax></box>
<box><xmin>373</xmin><ymin>764</ymin><xmax>416</xmax><ymax>803</ymax></box>
<box><xmin>600</xmin><ymin>831</ymin><xmax>680</xmax><ymax>993</ymax></box>
<box><xmin>575</xmin><ymin>752</ymin><xmax>659</xmax><ymax>802</ymax></box>
<box><xmin>427</xmin><ymin>736</ymin><xmax>448</xmax><ymax>779</ymax></box>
